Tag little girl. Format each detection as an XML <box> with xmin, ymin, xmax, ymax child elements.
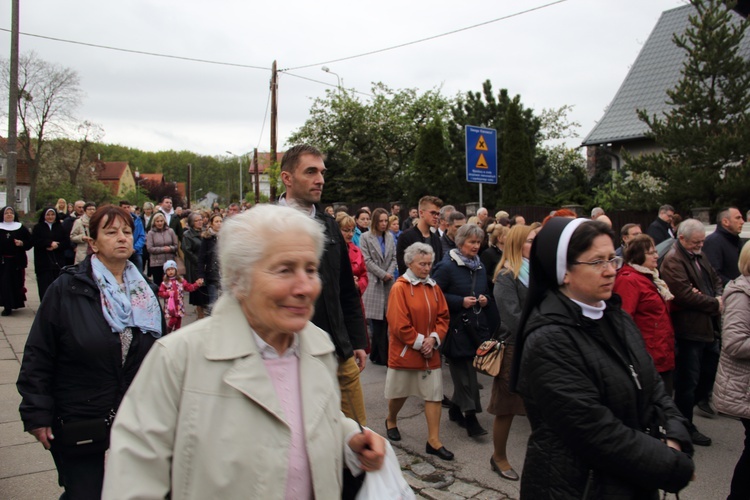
<box><xmin>158</xmin><ymin>260</ymin><xmax>203</xmax><ymax>333</ymax></box>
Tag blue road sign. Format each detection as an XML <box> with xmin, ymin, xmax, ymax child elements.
<box><xmin>465</xmin><ymin>126</ymin><xmax>497</xmax><ymax>184</ymax></box>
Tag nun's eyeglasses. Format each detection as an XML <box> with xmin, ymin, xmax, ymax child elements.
<box><xmin>571</xmin><ymin>256</ymin><xmax>623</xmax><ymax>271</ymax></box>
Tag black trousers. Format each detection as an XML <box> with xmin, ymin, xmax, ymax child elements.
<box><xmin>728</xmin><ymin>418</ymin><xmax>750</xmax><ymax>500</ymax></box>
<box><xmin>50</xmin><ymin>447</ymin><xmax>105</xmax><ymax>500</ymax></box>
<box><xmin>36</xmin><ymin>269</ymin><xmax>59</xmax><ymax>302</ymax></box>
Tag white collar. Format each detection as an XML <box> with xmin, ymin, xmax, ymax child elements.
<box><xmin>570</xmin><ymin>298</ymin><xmax>606</xmax><ymax>320</ymax></box>
<box><xmin>252</xmin><ymin>330</ymin><xmax>301</xmax><ymax>360</ymax></box>
<box><xmin>0</xmin><ymin>221</ymin><xmax>22</xmax><ymax>231</ymax></box>
<box><xmin>403</xmin><ymin>268</ymin><xmax>436</xmax><ymax>286</ymax></box>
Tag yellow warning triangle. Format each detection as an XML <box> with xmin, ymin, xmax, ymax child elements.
<box><xmin>476</xmin><ymin>153</ymin><xmax>489</xmax><ymax>169</ymax></box>
<box><xmin>475</xmin><ymin>135</ymin><xmax>489</xmax><ymax>151</ymax></box>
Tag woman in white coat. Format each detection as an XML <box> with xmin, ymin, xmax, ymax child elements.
<box><xmin>360</xmin><ymin>208</ymin><xmax>397</xmax><ymax>366</ymax></box>
<box><xmin>103</xmin><ymin>204</ymin><xmax>385</xmax><ymax>500</ymax></box>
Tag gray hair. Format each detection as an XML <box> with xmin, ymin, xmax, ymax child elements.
<box><xmin>677</xmin><ymin>218</ymin><xmax>705</xmax><ymax>239</ymax></box>
<box><xmin>591</xmin><ymin>207</ymin><xmax>605</xmax><ymax>218</ymax></box>
<box><xmin>439</xmin><ymin>205</ymin><xmax>456</xmax><ymax>221</ymax></box>
<box><xmin>448</xmin><ymin>211</ymin><xmax>466</xmax><ymax>224</ymax></box>
<box><xmin>142</xmin><ymin>201</ymin><xmax>154</xmax><ymax>211</ymax></box>
<box><xmin>404</xmin><ymin>242</ymin><xmax>435</xmax><ymax>266</ymax></box>
<box><xmin>659</xmin><ymin>204</ymin><xmax>675</xmax><ymax>214</ymax></box>
<box><xmin>455</xmin><ymin>223</ymin><xmax>485</xmax><ymax>247</ymax></box>
<box><xmin>219</xmin><ymin>204</ymin><xmax>325</xmax><ymax>298</ymax></box>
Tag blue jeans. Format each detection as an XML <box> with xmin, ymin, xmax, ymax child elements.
<box><xmin>674</xmin><ymin>338</ymin><xmax>720</xmax><ymax>427</ymax></box>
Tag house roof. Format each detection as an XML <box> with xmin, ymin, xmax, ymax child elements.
<box><xmin>582</xmin><ymin>5</ymin><xmax>750</xmax><ymax>146</ymax></box>
<box><xmin>97</xmin><ymin>161</ymin><xmax>129</xmax><ymax>181</ymax></box>
<box><xmin>139</xmin><ymin>173</ymin><xmax>164</xmax><ymax>183</ymax></box>
<box><xmin>251</xmin><ymin>152</ymin><xmax>284</xmax><ymax>173</ymax></box>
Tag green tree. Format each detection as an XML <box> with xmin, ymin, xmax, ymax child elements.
<box><xmin>407</xmin><ymin>118</ymin><xmax>454</xmax><ymax>202</ymax></box>
<box><xmin>630</xmin><ymin>0</ymin><xmax>750</xmax><ymax>209</ymax></box>
<box><xmin>500</xmin><ymin>97</ymin><xmax>536</xmax><ymax>204</ymax></box>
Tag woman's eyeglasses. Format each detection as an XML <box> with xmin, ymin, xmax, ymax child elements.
<box><xmin>571</xmin><ymin>256</ymin><xmax>624</xmax><ymax>271</ymax></box>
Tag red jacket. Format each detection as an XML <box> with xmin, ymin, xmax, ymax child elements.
<box><xmin>613</xmin><ymin>264</ymin><xmax>675</xmax><ymax>372</ymax></box>
<box><xmin>386</xmin><ymin>275</ymin><xmax>450</xmax><ymax>370</ymax></box>
<box><xmin>347</xmin><ymin>242</ymin><xmax>368</xmax><ymax>296</ymax></box>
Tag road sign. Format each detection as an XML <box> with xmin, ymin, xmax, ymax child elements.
<box><xmin>465</xmin><ymin>126</ymin><xmax>497</xmax><ymax>184</ymax></box>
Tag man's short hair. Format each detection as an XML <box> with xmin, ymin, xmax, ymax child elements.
<box><xmin>620</xmin><ymin>223</ymin><xmax>640</xmax><ymax>238</ymax></box>
<box><xmin>161</xmin><ymin>196</ymin><xmax>172</xmax><ymax>203</ymax></box>
<box><xmin>118</xmin><ymin>200</ymin><xmax>130</xmax><ymax>207</ymax></box>
<box><xmin>439</xmin><ymin>205</ymin><xmax>456</xmax><ymax>221</ymax></box>
<box><xmin>591</xmin><ymin>207</ymin><xmax>605</xmax><ymax>219</ymax></box>
<box><xmin>658</xmin><ymin>204</ymin><xmax>674</xmax><ymax>214</ymax></box>
<box><xmin>448</xmin><ymin>211</ymin><xmax>466</xmax><ymax>225</ymax></box>
<box><xmin>677</xmin><ymin>218</ymin><xmax>705</xmax><ymax>239</ymax></box>
<box><xmin>280</xmin><ymin>144</ymin><xmax>324</xmax><ymax>174</ymax></box>
<box><xmin>716</xmin><ymin>208</ymin><xmax>737</xmax><ymax>225</ymax></box>
<box><xmin>418</xmin><ymin>196</ymin><xmax>443</xmax><ymax>210</ymax></box>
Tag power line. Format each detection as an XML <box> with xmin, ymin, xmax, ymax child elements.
<box><xmin>255</xmin><ymin>84</ymin><xmax>272</xmax><ymax>151</ymax></box>
<box><xmin>281</xmin><ymin>72</ymin><xmax>375</xmax><ymax>98</ymax></box>
<box><xmin>0</xmin><ymin>28</ymin><xmax>271</xmax><ymax>71</ymax></box>
<box><xmin>281</xmin><ymin>0</ymin><xmax>569</xmax><ymax>71</ymax></box>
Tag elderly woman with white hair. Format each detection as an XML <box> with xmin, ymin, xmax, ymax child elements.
<box><xmin>102</xmin><ymin>204</ymin><xmax>385</xmax><ymax>499</ymax></box>
<box><xmin>433</xmin><ymin>224</ymin><xmax>492</xmax><ymax>438</ymax></box>
<box><xmin>385</xmin><ymin>242</ymin><xmax>452</xmax><ymax>459</ymax></box>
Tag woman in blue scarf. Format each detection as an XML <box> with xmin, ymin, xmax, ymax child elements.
<box><xmin>17</xmin><ymin>205</ymin><xmax>164</xmax><ymax>499</ymax></box>
<box><xmin>433</xmin><ymin>223</ymin><xmax>492</xmax><ymax>438</ymax></box>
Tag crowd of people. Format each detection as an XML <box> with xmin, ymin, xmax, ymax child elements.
<box><xmin>7</xmin><ymin>143</ymin><xmax>750</xmax><ymax>499</ymax></box>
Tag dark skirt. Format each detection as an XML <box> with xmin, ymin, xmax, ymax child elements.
<box><xmin>487</xmin><ymin>344</ymin><xmax>526</xmax><ymax>416</ymax></box>
<box><xmin>0</xmin><ymin>257</ymin><xmax>26</xmax><ymax>310</ymax></box>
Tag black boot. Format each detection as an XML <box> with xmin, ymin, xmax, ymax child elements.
<box><xmin>448</xmin><ymin>404</ymin><xmax>466</xmax><ymax>428</ymax></box>
<box><xmin>1</xmin><ymin>309</ymin><xmax>11</xmax><ymax>316</ymax></box>
<box><xmin>465</xmin><ymin>411</ymin><xmax>487</xmax><ymax>437</ymax></box>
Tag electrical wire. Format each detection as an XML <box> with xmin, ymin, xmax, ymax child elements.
<box><xmin>281</xmin><ymin>72</ymin><xmax>375</xmax><ymax>97</ymax></box>
<box><xmin>255</xmin><ymin>84</ymin><xmax>272</xmax><ymax>151</ymax></box>
<box><xmin>0</xmin><ymin>28</ymin><xmax>271</xmax><ymax>70</ymax></box>
<box><xmin>280</xmin><ymin>0</ymin><xmax>569</xmax><ymax>71</ymax></box>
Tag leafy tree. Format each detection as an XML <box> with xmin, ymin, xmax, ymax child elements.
<box><xmin>629</xmin><ymin>0</ymin><xmax>750</xmax><ymax>209</ymax></box>
<box><xmin>1</xmin><ymin>51</ymin><xmax>83</xmax><ymax>211</ymax></box>
<box><xmin>500</xmin><ymin>97</ymin><xmax>536</xmax><ymax>204</ymax></box>
<box><xmin>288</xmin><ymin>84</ymin><xmax>451</xmax><ymax>204</ymax></box>
<box><xmin>407</xmin><ymin>118</ymin><xmax>454</xmax><ymax>202</ymax></box>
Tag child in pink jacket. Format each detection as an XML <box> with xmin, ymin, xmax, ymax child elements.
<box><xmin>158</xmin><ymin>260</ymin><xmax>203</xmax><ymax>333</ymax></box>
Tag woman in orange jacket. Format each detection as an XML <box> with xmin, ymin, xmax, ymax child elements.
<box><xmin>384</xmin><ymin>242</ymin><xmax>452</xmax><ymax>460</ymax></box>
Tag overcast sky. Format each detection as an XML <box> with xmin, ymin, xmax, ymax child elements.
<box><xmin>1</xmin><ymin>0</ymin><xmax>688</xmax><ymax>158</ymax></box>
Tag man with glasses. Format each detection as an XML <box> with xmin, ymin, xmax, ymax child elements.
<box><xmin>396</xmin><ymin>196</ymin><xmax>443</xmax><ymax>275</ymax></box>
<box><xmin>615</xmin><ymin>223</ymin><xmax>642</xmax><ymax>257</ymax></box>
<box><xmin>647</xmin><ymin>204</ymin><xmax>675</xmax><ymax>245</ymax></box>
<box><xmin>660</xmin><ymin>219</ymin><xmax>723</xmax><ymax>446</ymax></box>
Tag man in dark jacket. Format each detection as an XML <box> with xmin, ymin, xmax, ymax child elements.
<box><xmin>660</xmin><ymin>219</ymin><xmax>723</xmax><ymax>446</ymax></box>
<box><xmin>158</xmin><ymin>196</ymin><xmax>183</xmax><ymax>242</ymax></box>
<box><xmin>396</xmin><ymin>195</ymin><xmax>443</xmax><ymax>275</ymax></box>
<box><xmin>440</xmin><ymin>211</ymin><xmax>465</xmax><ymax>255</ymax></box>
<box><xmin>62</xmin><ymin>200</ymin><xmax>85</xmax><ymax>265</ymax></box>
<box><xmin>647</xmin><ymin>204</ymin><xmax>675</xmax><ymax>245</ymax></box>
<box><xmin>278</xmin><ymin>144</ymin><xmax>368</xmax><ymax>426</ymax></box>
<box><xmin>704</xmin><ymin>207</ymin><xmax>744</xmax><ymax>286</ymax></box>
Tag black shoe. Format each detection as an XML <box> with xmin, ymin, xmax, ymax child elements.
<box><xmin>448</xmin><ymin>405</ymin><xmax>466</xmax><ymax>428</ymax></box>
<box><xmin>1</xmin><ymin>309</ymin><xmax>10</xmax><ymax>316</ymax></box>
<box><xmin>490</xmin><ymin>457</ymin><xmax>519</xmax><ymax>481</ymax></box>
<box><xmin>426</xmin><ymin>443</ymin><xmax>454</xmax><ymax>461</ymax></box>
<box><xmin>465</xmin><ymin>413</ymin><xmax>487</xmax><ymax>437</ymax></box>
<box><xmin>385</xmin><ymin>420</ymin><xmax>401</xmax><ymax>441</ymax></box>
<box><xmin>696</xmin><ymin>400</ymin><xmax>716</xmax><ymax>418</ymax></box>
<box><xmin>441</xmin><ymin>396</ymin><xmax>452</xmax><ymax>408</ymax></box>
<box><xmin>690</xmin><ymin>428</ymin><xmax>712</xmax><ymax>446</ymax></box>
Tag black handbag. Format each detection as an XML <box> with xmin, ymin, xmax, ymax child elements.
<box><xmin>55</xmin><ymin>410</ymin><xmax>115</xmax><ymax>456</ymax></box>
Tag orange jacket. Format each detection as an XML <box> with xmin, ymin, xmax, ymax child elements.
<box><xmin>386</xmin><ymin>275</ymin><xmax>450</xmax><ymax>370</ymax></box>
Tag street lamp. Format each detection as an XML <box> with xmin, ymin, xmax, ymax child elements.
<box><xmin>226</xmin><ymin>151</ymin><xmax>243</xmax><ymax>203</ymax></box>
<box><xmin>321</xmin><ymin>66</ymin><xmax>342</xmax><ymax>93</ymax></box>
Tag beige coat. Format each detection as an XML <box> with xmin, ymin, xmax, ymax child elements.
<box><xmin>102</xmin><ymin>295</ymin><xmax>359</xmax><ymax>500</ymax></box>
<box><xmin>68</xmin><ymin>216</ymin><xmax>91</xmax><ymax>264</ymax></box>
<box><xmin>713</xmin><ymin>276</ymin><xmax>750</xmax><ymax>419</ymax></box>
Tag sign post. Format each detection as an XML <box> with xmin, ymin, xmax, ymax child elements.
<box><xmin>465</xmin><ymin>125</ymin><xmax>497</xmax><ymax>209</ymax></box>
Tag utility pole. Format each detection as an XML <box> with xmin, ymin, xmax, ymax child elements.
<box><xmin>5</xmin><ymin>0</ymin><xmax>20</xmax><ymax>208</ymax></box>
<box><xmin>253</xmin><ymin>148</ymin><xmax>260</xmax><ymax>204</ymax></box>
<box><xmin>269</xmin><ymin>60</ymin><xmax>278</xmax><ymax>201</ymax></box>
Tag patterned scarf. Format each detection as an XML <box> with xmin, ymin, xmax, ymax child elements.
<box><xmin>451</xmin><ymin>248</ymin><xmax>481</xmax><ymax>270</ymax></box>
<box><xmin>91</xmin><ymin>255</ymin><xmax>163</xmax><ymax>338</ymax></box>
<box><xmin>631</xmin><ymin>263</ymin><xmax>674</xmax><ymax>302</ymax></box>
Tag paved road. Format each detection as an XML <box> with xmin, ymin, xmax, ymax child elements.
<box><xmin>0</xmin><ymin>251</ymin><xmax>741</xmax><ymax>498</ymax></box>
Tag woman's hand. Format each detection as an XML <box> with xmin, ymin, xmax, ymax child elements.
<box><xmin>14</xmin><ymin>239</ymin><xmax>23</xmax><ymax>247</ymax></box>
<box><xmin>348</xmin><ymin>429</ymin><xmax>386</xmax><ymax>472</ymax></box>
<box><xmin>463</xmin><ymin>296</ymin><xmax>478</xmax><ymax>308</ymax></box>
<box><xmin>30</xmin><ymin>427</ymin><xmax>54</xmax><ymax>450</ymax></box>
<box><xmin>421</xmin><ymin>337</ymin><xmax>436</xmax><ymax>358</ymax></box>
<box><xmin>383</xmin><ymin>273</ymin><xmax>393</xmax><ymax>282</ymax></box>
<box><xmin>477</xmin><ymin>294</ymin><xmax>488</xmax><ymax>307</ymax></box>
<box><xmin>164</xmin><ymin>246</ymin><xmax>171</xmax><ymax>252</ymax></box>
<box><xmin>48</xmin><ymin>241</ymin><xmax>59</xmax><ymax>250</ymax></box>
